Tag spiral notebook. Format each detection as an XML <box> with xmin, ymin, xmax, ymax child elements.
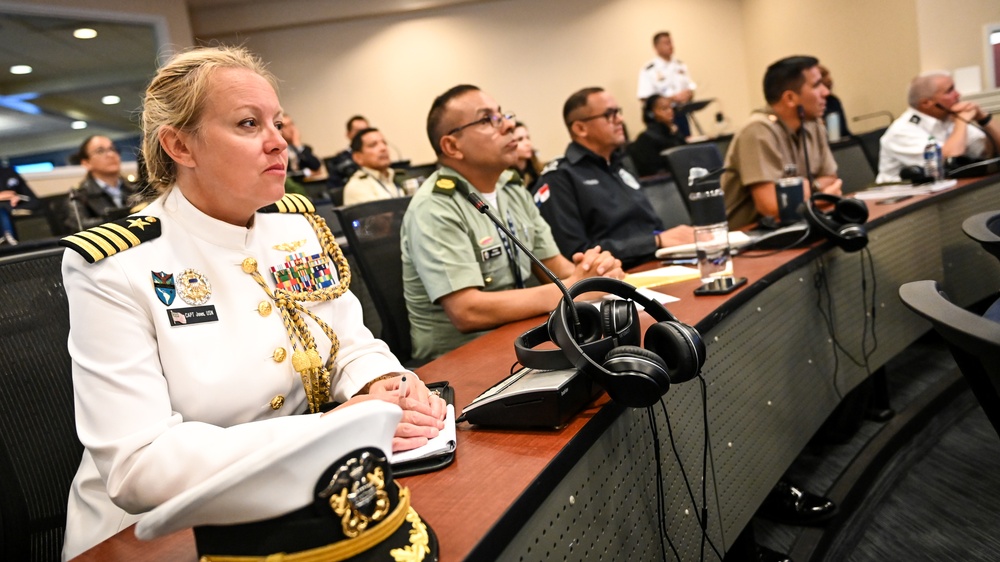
<box><xmin>390</xmin><ymin>381</ymin><xmax>456</xmax><ymax>477</ymax></box>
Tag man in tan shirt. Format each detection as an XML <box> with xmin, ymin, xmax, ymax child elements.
<box><xmin>343</xmin><ymin>127</ymin><xmax>405</xmax><ymax>206</ymax></box>
<box><xmin>721</xmin><ymin>55</ymin><xmax>843</xmax><ymax>229</ymax></box>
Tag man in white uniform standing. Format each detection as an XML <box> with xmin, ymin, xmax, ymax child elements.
<box><xmin>637</xmin><ymin>31</ymin><xmax>697</xmax><ymax>138</ymax></box>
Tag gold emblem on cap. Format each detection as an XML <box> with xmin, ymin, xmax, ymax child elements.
<box><xmin>269</xmin><ymin>395</ymin><xmax>285</xmax><ymax>410</ymax></box>
<box><xmin>435</xmin><ymin>178</ymin><xmax>455</xmax><ymax>189</ymax></box>
<box><xmin>242</xmin><ymin>257</ymin><xmax>258</xmax><ymax>274</ymax></box>
<box><xmin>177</xmin><ymin>269</ymin><xmax>212</xmax><ymax>306</ymax></box>
<box><xmin>257</xmin><ymin>301</ymin><xmax>272</xmax><ymax>317</ymax></box>
<box><xmin>273</xmin><ymin>348</ymin><xmax>287</xmax><ymax>362</ymax></box>
<box><xmin>273</xmin><ymin>239</ymin><xmax>306</xmax><ymax>253</ymax></box>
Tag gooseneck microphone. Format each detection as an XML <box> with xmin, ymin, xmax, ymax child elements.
<box><xmin>934</xmin><ymin>102</ymin><xmax>1000</xmax><ymax>158</ymax></box>
<box><xmin>457</xmin><ymin>183</ymin><xmax>584</xmax><ymax>339</ymax></box>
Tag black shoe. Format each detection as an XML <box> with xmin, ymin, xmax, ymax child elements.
<box><xmin>757</xmin><ymin>544</ymin><xmax>792</xmax><ymax>562</ymax></box>
<box><xmin>757</xmin><ymin>479</ymin><xmax>836</xmax><ymax>526</ymax></box>
<box><xmin>866</xmin><ymin>407</ymin><xmax>895</xmax><ymax>422</ymax></box>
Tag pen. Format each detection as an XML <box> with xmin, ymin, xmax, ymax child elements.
<box><xmin>398</xmin><ymin>375</ymin><xmax>408</xmax><ymax>405</ymax></box>
<box><xmin>662</xmin><ymin>258</ymin><xmax>698</xmax><ymax>265</ymax></box>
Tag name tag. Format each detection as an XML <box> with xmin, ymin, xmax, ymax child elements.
<box><xmin>480</xmin><ymin>245</ymin><xmax>503</xmax><ymax>262</ymax></box>
<box><xmin>167</xmin><ymin>305</ymin><xmax>219</xmax><ymax>326</ymax></box>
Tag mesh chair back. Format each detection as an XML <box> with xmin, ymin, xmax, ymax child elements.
<box><xmin>639</xmin><ymin>178</ymin><xmax>692</xmax><ymax>230</ymax></box>
<box><xmin>831</xmin><ymin>138</ymin><xmax>877</xmax><ymax>193</ymax></box>
<box><xmin>899</xmin><ymin>280</ymin><xmax>1000</xmax><ymax>441</ymax></box>
<box><xmin>856</xmin><ymin>127</ymin><xmax>886</xmax><ymax>172</ymax></box>
<box><xmin>661</xmin><ymin>144</ymin><xmax>724</xmax><ymax>210</ymax></box>
<box><xmin>0</xmin><ymin>247</ymin><xmax>81</xmax><ymax>561</ymax></box>
<box><xmin>962</xmin><ymin>211</ymin><xmax>1000</xmax><ymax>265</ymax></box>
<box><xmin>334</xmin><ymin>197</ymin><xmax>413</xmax><ymax>362</ymax></box>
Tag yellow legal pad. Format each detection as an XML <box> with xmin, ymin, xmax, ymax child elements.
<box><xmin>623</xmin><ymin>266</ymin><xmax>702</xmax><ymax>289</ymax></box>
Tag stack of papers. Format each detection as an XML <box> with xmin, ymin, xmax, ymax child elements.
<box><xmin>853</xmin><ymin>180</ymin><xmax>957</xmax><ymax>200</ymax></box>
<box><xmin>655</xmin><ymin>231</ymin><xmax>754</xmax><ymax>259</ymax></box>
<box><xmin>391</xmin><ymin>404</ymin><xmax>457</xmax><ymax>465</ymax></box>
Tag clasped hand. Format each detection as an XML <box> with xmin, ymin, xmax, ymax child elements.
<box><xmin>331</xmin><ymin>375</ymin><xmax>447</xmax><ymax>452</ymax></box>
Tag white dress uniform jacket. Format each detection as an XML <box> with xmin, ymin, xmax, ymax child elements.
<box><xmin>636</xmin><ymin>56</ymin><xmax>697</xmax><ymax>100</ymax></box>
<box><xmin>877</xmin><ymin>107</ymin><xmax>988</xmax><ymax>182</ymax></box>
<box><xmin>61</xmin><ymin>187</ymin><xmax>407</xmax><ymax>559</ymax></box>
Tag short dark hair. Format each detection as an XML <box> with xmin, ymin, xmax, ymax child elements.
<box><xmin>763</xmin><ymin>55</ymin><xmax>819</xmax><ymax>105</ymax></box>
<box><xmin>70</xmin><ymin>135</ymin><xmax>99</xmax><ymax>165</ymax></box>
<box><xmin>653</xmin><ymin>31</ymin><xmax>671</xmax><ymax>44</ymax></box>
<box><xmin>563</xmin><ymin>87</ymin><xmax>604</xmax><ymax>127</ymax></box>
<box><xmin>350</xmin><ymin>127</ymin><xmax>379</xmax><ymax>153</ymax></box>
<box><xmin>426</xmin><ymin>84</ymin><xmax>480</xmax><ymax>156</ymax></box>
<box><xmin>345</xmin><ymin>115</ymin><xmax>368</xmax><ymax>135</ymax></box>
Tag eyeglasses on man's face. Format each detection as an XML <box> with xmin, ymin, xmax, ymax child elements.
<box><xmin>575</xmin><ymin>107</ymin><xmax>624</xmax><ymax>124</ymax></box>
<box><xmin>447</xmin><ymin>112</ymin><xmax>516</xmax><ymax>136</ymax></box>
<box><xmin>89</xmin><ymin>146</ymin><xmax>120</xmax><ymax>158</ymax></box>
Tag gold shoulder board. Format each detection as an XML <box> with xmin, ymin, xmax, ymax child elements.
<box><xmin>432</xmin><ymin>175</ymin><xmax>461</xmax><ymax>196</ymax></box>
<box><xmin>59</xmin><ymin>216</ymin><xmax>162</xmax><ymax>264</ymax></box>
<box><xmin>259</xmin><ymin>193</ymin><xmax>316</xmax><ymax>214</ymax></box>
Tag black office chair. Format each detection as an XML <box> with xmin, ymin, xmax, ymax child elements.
<box><xmin>639</xmin><ymin>177</ymin><xmax>693</xmax><ymax>230</ymax></box>
<box><xmin>855</xmin><ymin>127</ymin><xmax>887</xmax><ymax>173</ymax></box>
<box><xmin>661</xmin><ymin>144</ymin><xmax>724</xmax><ymax>210</ymax></box>
<box><xmin>334</xmin><ymin>197</ymin><xmax>417</xmax><ymax>364</ymax></box>
<box><xmin>0</xmin><ymin>247</ymin><xmax>82</xmax><ymax>562</ymax></box>
<box><xmin>962</xmin><ymin>210</ymin><xmax>1000</xmax><ymax>265</ymax></box>
<box><xmin>899</xmin><ymin>280</ymin><xmax>1000</xmax><ymax>441</ymax></box>
<box><xmin>831</xmin><ymin>138</ymin><xmax>877</xmax><ymax>193</ymax></box>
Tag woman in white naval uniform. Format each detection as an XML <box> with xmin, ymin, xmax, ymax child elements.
<box><xmin>59</xmin><ymin>46</ymin><xmax>446</xmax><ymax>560</ymax></box>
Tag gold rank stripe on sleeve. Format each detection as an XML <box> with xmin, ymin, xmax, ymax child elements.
<box><xmin>260</xmin><ymin>193</ymin><xmax>316</xmax><ymax>214</ymax></box>
<box><xmin>59</xmin><ymin>216</ymin><xmax>162</xmax><ymax>264</ymax></box>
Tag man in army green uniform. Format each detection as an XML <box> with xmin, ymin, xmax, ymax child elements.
<box><xmin>402</xmin><ymin>85</ymin><xmax>625</xmax><ymax>360</ymax></box>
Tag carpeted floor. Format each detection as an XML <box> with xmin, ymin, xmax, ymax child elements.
<box><xmin>755</xmin><ymin>332</ymin><xmax>1000</xmax><ymax>562</ymax></box>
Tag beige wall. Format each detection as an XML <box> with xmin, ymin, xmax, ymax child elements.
<box><xmin>916</xmin><ymin>0</ymin><xmax>1000</xmax><ymax>91</ymax></box>
<box><xmin>205</xmin><ymin>0</ymin><xmax>752</xmax><ymax>166</ymax></box>
<box><xmin>740</xmin><ymin>0</ymin><xmax>921</xmax><ymax>133</ymax></box>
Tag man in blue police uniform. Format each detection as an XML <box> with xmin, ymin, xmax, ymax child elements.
<box><xmin>534</xmin><ymin>87</ymin><xmax>693</xmax><ymax>269</ymax></box>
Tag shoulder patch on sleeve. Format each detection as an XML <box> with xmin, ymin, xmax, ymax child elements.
<box><xmin>259</xmin><ymin>193</ymin><xmax>315</xmax><ymax>214</ymax></box>
<box><xmin>432</xmin><ymin>175</ymin><xmax>461</xmax><ymax>196</ymax></box>
<box><xmin>60</xmin><ymin>215</ymin><xmax>162</xmax><ymax>264</ymax></box>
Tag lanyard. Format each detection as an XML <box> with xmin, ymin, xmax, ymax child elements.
<box><xmin>494</xmin><ymin>207</ymin><xmax>524</xmax><ymax>289</ymax></box>
<box><xmin>372</xmin><ymin>174</ymin><xmax>402</xmax><ymax>198</ymax></box>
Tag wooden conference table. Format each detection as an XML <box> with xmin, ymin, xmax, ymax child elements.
<box><xmin>75</xmin><ymin>174</ymin><xmax>1000</xmax><ymax>561</ymax></box>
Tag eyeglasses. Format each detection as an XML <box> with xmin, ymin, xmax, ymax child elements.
<box><xmin>575</xmin><ymin>107</ymin><xmax>624</xmax><ymax>123</ymax></box>
<box><xmin>89</xmin><ymin>146</ymin><xmax>119</xmax><ymax>157</ymax></box>
<box><xmin>447</xmin><ymin>112</ymin><xmax>516</xmax><ymax>136</ymax></box>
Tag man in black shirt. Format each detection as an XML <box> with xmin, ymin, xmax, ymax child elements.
<box><xmin>534</xmin><ymin>87</ymin><xmax>692</xmax><ymax>268</ymax></box>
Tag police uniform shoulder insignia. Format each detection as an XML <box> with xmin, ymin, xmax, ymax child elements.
<box><xmin>432</xmin><ymin>175</ymin><xmax>461</xmax><ymax>196</ymax></box>
<box><xmin>539</xmin><ymin>158</ymin><xmax>563</xmax><ymax>176</ymax></box>
<box><xmin>645</xmin><ymin>62</ymin><xmax>655</xmax><ymax>70</ymax></box>
<box><xmin>909</xmin><ymin>114</ymin><xmax>921</xmax><ymax>125</ymax></box>
<box><xmin>260</xmin><ymin>193</ymin><xmax>316</xmax><ymax>214</ymax></box>
<box><xmin>60</xmin><ymin>215</ymin><xmax>161</xmax><ymax>264</ymax></box>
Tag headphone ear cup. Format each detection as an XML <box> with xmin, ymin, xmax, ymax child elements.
<box><xmin>601</xmin><ymin>345</ymin><xmax>671</xmax><ymax>407</ymax></box>
<box><xmin>832</xmin><ymin>197</ymin><xmax>869</xmax><ymax>225</ymax></box>
<box><xmin>601</xmin><ymin>299</ymin><xmax>641</xmax><ymax>347</ymax></box>
<box><xmin>548</xmin><ymin>302</ymin><xmax>604</xmax><ymax>344</ymax></box>
<box><xmin>643</xmin><ymin>321</ymin><xmax>705</xmax><ymax>384</ymax></box>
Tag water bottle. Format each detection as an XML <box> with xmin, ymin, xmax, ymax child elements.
<box><xmin>775</xmin><ymin>164</ymin><xmax>805</xmax><ymax>225</ymax></box>
<box><xmin>923</xmin><ymin>136</ymin><xmax>942</xmax><ymax>182</ymax></box>
<box><xmin>688</xmin><ymin>167</ymin><xmax>733</xmax><ymax>283</ymax></box>
<box><xmin>826</xmin><ymin>112</ymin><xmax>841</xmax><ymax>143</ymax></box>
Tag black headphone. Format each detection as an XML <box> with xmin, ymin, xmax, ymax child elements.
<box><xmin>799</xmin><ymin>193</ymin><xmax>869</xmax><ymax>252</ymax></box>
<box><xmin>518</xmin><ymin>277</ymin><xmax>705</xmax><ymax>408</ymax></box>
